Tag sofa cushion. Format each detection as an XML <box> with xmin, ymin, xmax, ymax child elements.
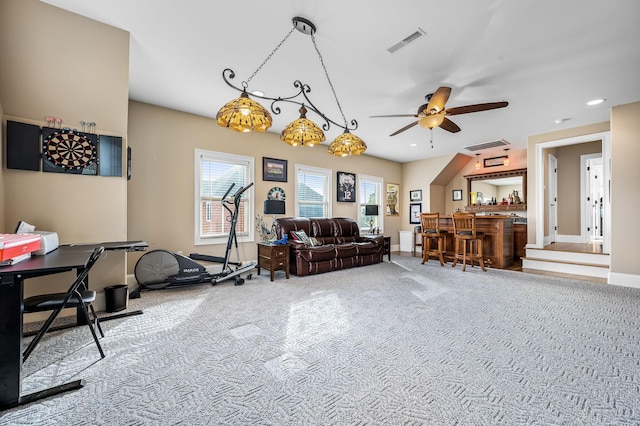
<box><xmin>297</xmin><ymin>245</ymin><xmax>336</xmax><ymax>262</ymax></box>
<box><xmin>355</xmin><ymin>241</ymin><xmax>379</xmax><ymax>255</ymax></box>
<box><xmin>335</xmin><ymin>243</ymin><xmax>358</xmax><ymax>258</ymax></box>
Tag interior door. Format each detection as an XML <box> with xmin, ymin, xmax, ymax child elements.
<box><xmin>584</xmin><ymin>155</ymin><xmax>604</xmax><ymax>242</ymax></box>
<box><xmin>548</xmin><ymin>154</ymin><xmax>558</xmax><ymax>244</ymax></box>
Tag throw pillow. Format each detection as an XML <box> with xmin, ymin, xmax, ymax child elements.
<box><xmin>290</xmin><ymin>229</ymin><xmax>313</xmax><ymax>246</ymax></box>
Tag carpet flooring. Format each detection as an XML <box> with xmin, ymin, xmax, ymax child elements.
<box><xmin>2</xmin><ymin>256</ymin><xmax>640</xmax><ymax>425</ymax></box>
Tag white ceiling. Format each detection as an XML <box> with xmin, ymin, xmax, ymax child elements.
<box><xmin>42</xmin><ymin>0</ymin><xmax>640</xmax><ymax>163</ymax></box>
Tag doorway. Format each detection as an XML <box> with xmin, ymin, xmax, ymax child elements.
<box><xmin>534</xmin><ymin>131</ymin><xmax>611</xmax><ymax>253</ymax></box>
<box><xmin>582</xmin><ymin>154</ymin><xmax>604</xmax><ymax>243</ymax></box>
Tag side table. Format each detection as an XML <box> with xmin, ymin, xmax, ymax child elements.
<box><xmin>257</xmin><ymin>243</ymin><xmax>289</xmax><ymax>281</ymax></box>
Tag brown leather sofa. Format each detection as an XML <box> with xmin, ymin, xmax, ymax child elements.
<box><xmin>274</xmin><ymin>217</ymin><xmax>384</xmax><ymax>276</ymax></box>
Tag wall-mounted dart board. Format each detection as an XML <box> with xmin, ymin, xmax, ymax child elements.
<box><xmin>42</xmin><ymin>127</ymin><xmax>98</xmax><ymax>174</ymax></box>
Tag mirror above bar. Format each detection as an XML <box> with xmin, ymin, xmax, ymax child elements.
<box><xmin>464</xmin><ymin>168</ymin><xmax>527</xmax><ymax>212</ymax></box>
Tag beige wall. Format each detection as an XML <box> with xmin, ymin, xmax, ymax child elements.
<box><xmin>0</xmin><ymin>0</ymin><xmax>130</xmax><ymax>314</ymax></box>
<box><xmin>556</xmin><ymin>141</ymin><xmax>601</xmax><ymax>236</ymax></box>
<box><xmin>402</xmin><ymin>155</ymin><xmax>457</xmax><ymax>224</ymax></box>
<box><xmin>126</xmin><ymin>101</ymin><xmax>403</xmax><ymax>271</ymax></box>
<box><xmin>610</xmin><ymin>101</ymin><xmax>640</xmax><ymax>279</ymax></box>
<box><xmin>0</xmin><ymin>101</ymin><xmax>4</xmax><ymax>230</ymax></box>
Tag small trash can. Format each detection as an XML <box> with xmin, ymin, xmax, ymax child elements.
<box><xmin>105</xmin><ymin>284</ymin><xmax>129</xmax><ymax>313</ymax></box>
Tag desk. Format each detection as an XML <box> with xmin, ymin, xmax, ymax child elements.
<box><xmin>0</xmin><ymin>241</ymin><xmax>147</xmax><ymax>410</ymax></box>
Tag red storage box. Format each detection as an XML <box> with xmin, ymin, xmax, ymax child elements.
<box><xmin>0</xmin><ymin>233</ymin><xmax>42</xmax><ymax>261</ymax></box>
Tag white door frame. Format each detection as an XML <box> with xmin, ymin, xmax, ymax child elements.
<box><xmin>534</xmin><ymin>131</ymin><xmax>611</xmax><ymax>252</ymax></box>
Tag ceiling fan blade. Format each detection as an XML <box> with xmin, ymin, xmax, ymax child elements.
<box><xmin>439</xmin><ymin>117</ymin><xmax>461</xmax><ymax>133</ymax></box>
<box><xmin>444</xmin><ymin>101</ymin><xmax>508</xmax><ymax>116</ymax></box>
<box><xmin>370</xmin><ymin>113</ymin><xmax>419</xmax><ymax>118</ymax></box>
<box><xmin>389</xmin><ymin>121</ymin><xmax>419</xmax><ymax>136</ymax></box>
<box><xmin>426</xmin><ymin>87</ymin><xmax>451</xmax><ymax>113</ymax></box>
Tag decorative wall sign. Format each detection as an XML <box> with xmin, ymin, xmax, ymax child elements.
<box><xmin>263</xmin><ymin>157</ymin><xmax>287</xmax><ymax>182</ymax></box>
<box><xmin>484</xmin><ymin>155</ymin><xmax>508</xmax><ymax>168</ymax></box>
<box><xmin>410</xmin><ymin>202</ymin><xmax>422</xmax><ymax>224</ymax></box>
<box><xmin>337</xmin><ymin>171</ymin><xmax>356</xmax><ymax>202</ymax></box>
<box><xmin>386</xmin><ymin>183</ymin><xmax>400</xmax><ymax>216</ymax></box>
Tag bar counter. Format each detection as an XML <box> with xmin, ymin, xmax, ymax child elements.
<box><xmin>438</xmin><ymin>215</ymin><xmax>514</xmax><ymax>269</ymax></box>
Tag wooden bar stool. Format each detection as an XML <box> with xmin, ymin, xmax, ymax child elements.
<box><xmin>452</xmin><ymin>212</ymin><xmax>486</xmax><ymax>272</ymax></box>
<box><xmin>420</xmin><ymin>212</ymin><xmax>447</xmax><ymax>266</ymax></box>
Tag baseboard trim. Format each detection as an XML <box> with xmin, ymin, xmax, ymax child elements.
<box><xmin>609</xmin><ymin>272</ymin><xmax>640</xmax><ymax>289</ymax></box>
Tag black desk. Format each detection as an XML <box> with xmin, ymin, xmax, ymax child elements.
<box><xmin>0</xmin><ymin>241</ymin><xmax>147</xmax><ymax>410</ymax></box>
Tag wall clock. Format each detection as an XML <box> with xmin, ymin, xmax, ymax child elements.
<box><xmin>268</xmin><ymin>186</ymin><xmax>286</xmax><ymax>201</ymax></box>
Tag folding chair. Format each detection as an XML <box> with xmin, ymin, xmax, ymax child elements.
<box><xmin>23</xmin><ymin>246</ymin><xmax>106</xmax><ymax>363</ymax></box>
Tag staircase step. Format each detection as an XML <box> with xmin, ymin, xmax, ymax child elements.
<box><xmin>522</xmin><ymin>257</ymin><xmax>609</xmax><ymax>281</ymax></box>
<box><xmin>525</xmin><ymin>248</ymin><xmax>609</xmax><ymax>267</ymax></box>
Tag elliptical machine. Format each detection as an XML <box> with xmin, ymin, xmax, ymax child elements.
<box><xmin>190</xmin><ymin>182</ymin><xmax>256</xmax><ymax>285</ymax></box>
<box><xmin>134</xmin><ymin>182</ymin><xmax>256</xmax><ymax>289</ymax></box>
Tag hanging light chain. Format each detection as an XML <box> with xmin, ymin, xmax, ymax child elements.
<box><xmin>244</xmin><ymin>25</ymin><xmax>297</xmax><ymax>86</ymax></box>
<box><xmin>310</xmin><ymin>33</ymin><xmax>348</xmax><ymax>128</ymax></box>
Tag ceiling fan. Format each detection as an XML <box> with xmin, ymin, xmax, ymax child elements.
<box><xmin>370</xmin><ymin>87</ymin><xmax>508</xmax><ymax>145</ymax></box>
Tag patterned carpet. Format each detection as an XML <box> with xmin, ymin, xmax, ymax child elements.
<box><xmin>2</xmin><ymin>256</ymin><xmax>640</xmax><ymax>425</ymax></box>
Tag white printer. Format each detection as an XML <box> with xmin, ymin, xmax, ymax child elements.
<box><xmin>32</xmin><ymin>231</ymin><xmax>59</xmax><ymax>255</ymax></box>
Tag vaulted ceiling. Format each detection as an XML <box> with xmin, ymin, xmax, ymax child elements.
<box><xmin>42</xmin><ymin>0</ymin><xmax>640</xmax><ymax>162</ymax></box>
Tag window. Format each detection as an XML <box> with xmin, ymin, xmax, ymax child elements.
<box><xmin>359</xmin><ymin>174</ymin><xmax>383</xmax><ymax>232</ymax></box>
<box><xmin>195</xmin><ymin>149</ymin><xmax>254</xmax><ymax>245</ymax></box>
<box><xmin>295</xmin><ymin>164</ymin><xmax>331</xmax><ymax>218</ymax></box>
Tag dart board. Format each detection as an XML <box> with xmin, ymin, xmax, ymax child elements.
<box><xmin>43</xmin><ymin>129</ymin><xmax>97</xmax><ymax>170</ymax></box>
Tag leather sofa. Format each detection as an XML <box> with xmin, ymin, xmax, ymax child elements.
<box><xmin>273</xmin><ymin>217</ymin><xmax>384</xmax><ymax>276</ymax></box>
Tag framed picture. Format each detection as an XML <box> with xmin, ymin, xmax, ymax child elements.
<box><xmin>452</xmin><ymin>189</ymin><xmax>463</xmax><ymax>201</ymax></box>
<box><xmin>484</xmin><ymin>155</ymin><xmax>508</xmax><ymax>168</ymax></box>
<box><xmin>263</xmin><ymin>157</ymin><xmax>287</xmax><ymax>182</ymax></box>
<box><xmin>409</xmin><ymin>189</ymin><xmax>422</xmax><ymax>201</ymax></box>
<box><xmin>386</xmin><ymin>183</ymin><xmax>400</xmax><ymax>216</ymax></box>
<box><xmin>410</xmin><ymin>203</ymin><xmax>422</xmax><ymax>224</ymax></box>
<box><xmin>337</xmin><ymin>171</ymin><xmax>356</xmax><ymax>202</ymax></box>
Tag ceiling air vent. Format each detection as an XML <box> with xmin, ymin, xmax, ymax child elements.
<box><xmin>387</xmin><ymin>28</ymin><xmax>426</xmax><ymax>54</ymax></box>
<box><xmin>464</xmin><ymin>139</ymin><xmax>510</xmax><ymax>152</ymax></box>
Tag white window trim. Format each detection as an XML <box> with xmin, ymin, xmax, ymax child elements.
<box><xmin>358</xmin><ymin>174</ymin><xmax>384</xmax><ymax>233</ymax></box>
<box><xmin>294</xmin><ymin>163</ymin><xmax>332</xmax><ymax>218</ymax></box>
<box><xmin>194</xmin><ymin>149</ymin><xmax>254</xmax><ymax>246</ymax></box>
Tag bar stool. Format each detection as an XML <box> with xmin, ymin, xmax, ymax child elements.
<box><xmin>452</xmin><ymin>212</ymin><xmax>486</xmax><ymax>272</ymax></box>
<box><xmin>420</xmin><ymin>212</ymin><xmax>447</xmax><ymax>266</ymax></box>
<box><xmin>412</xmin><ymin>225</ymin><xmax>422</xmax><ymax>257</ymax></box>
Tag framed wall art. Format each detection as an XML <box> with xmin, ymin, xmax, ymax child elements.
<box><xmin>484</xmin><ymin>156</ymin><xmax>508</xmax><ymax>168</ymax></box>
<box><xmin>410</xmin><ymin>189</ymin><xmax>422</xmax><ymax>202</ymax></box>
<box><xmin>337</xmin><ymin>171</ymin><xmax>356</xmax><ymax>202</ymax></box>
<box><xmin>452</xmin><ymin>189</ymin><xmax>463</xmax><ymax>201</ymax></box>
<box><xmin>410</xmin><ymin>202</ymin><xmax>422</xmax><ymax>224</ymax></box>
<box><xmin>386</xmin><ymin>183</ymin><xmax>400</xmax><ymax>216</ymax></box>
<box><xmin>262</xmin><ymin>157</ymin><xmax>287</xmax><ymax>182</ymax></box>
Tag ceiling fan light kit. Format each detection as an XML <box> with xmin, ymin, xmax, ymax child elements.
<box><xmin>217</xmin><ymin>16</ymin><xmax>366</xmax><ymax>156</ymax></box>
<box><xmin>371</xmin><ymin>86</ymin><xmax>508</xmax><ymax>148</ymax></box>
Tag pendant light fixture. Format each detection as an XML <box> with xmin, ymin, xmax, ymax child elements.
<box><xmin>475</xmin><ymin>153</ymin><xmax>482</xmax><ymax>169</ymax></box>
<box><xmin>217</xmin><ymin>17</ymin><xmax>366</xmax><ymax>156</ymax></box>
<box><xmin>503</xmin><ymin>148</ymin><xmax>510</xmax><ymax>166</ymax></box>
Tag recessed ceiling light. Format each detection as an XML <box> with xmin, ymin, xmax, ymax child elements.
<box><xmin>410</xmin><ymin>143</ymin><xmax>417</xmax><ymax>147</ymax></box>
<box><xmin>554</xmin><ymin>118</ymin><xmax>570</xmax><ymax>124</ymax></box>
<box><xmin>587</xmin><ymin>98</ymin><xmax>605</xmax><ymax>106</ymax></box>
